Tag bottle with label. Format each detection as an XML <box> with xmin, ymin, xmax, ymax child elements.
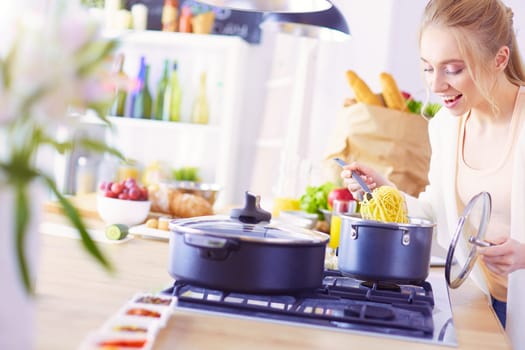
<box><xmin>191</xmin><ymin>71</ymin><xmax>209</xmax><ymax>124</ymax></box>
<box><xmin>131</xmin><ymin>59</ymin><xmax>152</xmax><ymax>119</ymax></box>
<box><xmin>109</xmin><ymin>53</ymin><xmax>127</xmax><ymax>117</ymax></box>
<box><xmin>179</xmin><ymin>5</ymin><xmax>193</xmax><ymax>33</ymax></box>
<box><xmin>154</xmin><ymin>59</ymin><xmax>170</xmax><ymax>120</ymax></box>
<box><xmin>162</xmin><ymin>0</ymin><xmax>179</xmax><ymax>32</ymax></box>
<box><xmin>163</xmin><ymin>61</ymin><xmax>182</xmax><ymax>122</ymax></box>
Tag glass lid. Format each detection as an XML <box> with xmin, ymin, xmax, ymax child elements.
<box><xmin>169</xmin><ymin>215</ymin><xmax>329</xmax><ymax>244</ymax></box>
<box><xmin>445</xmin><ymin>191</ymin><xmax>492</xmax><ymax>289</ymax></box>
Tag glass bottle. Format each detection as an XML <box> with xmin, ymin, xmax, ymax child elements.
<box><xmin>130</xmin><ymin>56</ymin><xmax>145</xmax><ymax>118</ymax></box>
<box><xmin>154</xmin><ymin>59</ymin><xmax>170</xmax><ymax>120</ymax></box>
<box><xmin>163</xmin><ymin>61</ymin><xmax>182</xmax><ymax>122</ymax></box>
<box><xmin>131</xmin><ymin>62</ymin><xmax>152</xmax><ymax>119</ymax></box>
<box><xmin>109</xmin><ymin>53</ymin><xmax>127</xmax><ymax>117</ymax></box>
<box><xmin>191</xmin><ymin>71</ymin><xmax>209</xmax><ymax>124</ymax></box>
<box><xmin>162</xmin><ymin>0</ymin><xmax>179</xmax><ymax>32</ymax></box>
<box><xmin>75</xmin><ymin>155</ymin><xmax>97</xmax><ymax>195</ymax></box>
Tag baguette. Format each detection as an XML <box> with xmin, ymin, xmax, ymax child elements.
<box><xmin>345</xmin><ymin>70</ymin><xmax>383</xmax><ymax>106</ymax></box>
<box><xmin>379</xmin><ymin>72</ymin><xmax>407</xmax><ymax>111</ymax></box>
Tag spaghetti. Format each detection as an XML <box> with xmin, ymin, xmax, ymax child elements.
<box><xmin>360</xmin><ymin>186</ymin><xmax>408</xmax><ymax>223</ymax></box>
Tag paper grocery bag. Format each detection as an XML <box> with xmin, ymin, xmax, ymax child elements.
<box><xmin>322</xmin><ymin>103</ymin><xmax>431</xmax><ymax>197</ymax></box>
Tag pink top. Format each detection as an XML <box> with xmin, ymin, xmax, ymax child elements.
<box><xmin>456</xmin><ymin>88</ymin><xmax>525</xmax><ymax>301</ymax></box>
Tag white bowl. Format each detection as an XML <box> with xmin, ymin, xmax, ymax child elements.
<box><xmin>278</xmin><ymin>210</ymin><xmax>318</xmax><ymax>229</ymax></box>
<box><xmin>96</xmin><ymin>195</ymin><xmax>151</xmax><ymax>226</ymax></box>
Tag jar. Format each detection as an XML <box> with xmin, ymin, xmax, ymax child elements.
<box><xmin>118</xmin><ymin>159</ymin><xmax>141</xmax><ymax>182</ymax></box>
<box><xmin>76</xmin><ymin>156</ymin><xmax>97</xmax><ymax>195</ymax></box>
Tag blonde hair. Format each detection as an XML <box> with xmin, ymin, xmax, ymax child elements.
<box><xmin>419</xmin><ymin>0</ymin><xmax>525</xmax><ymax>113</ymax></box>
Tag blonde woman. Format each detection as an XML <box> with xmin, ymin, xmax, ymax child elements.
<box><xmin>341</xmin><ymin>0</ymin><xmax>525</xmax><ymax>347</ymax></box>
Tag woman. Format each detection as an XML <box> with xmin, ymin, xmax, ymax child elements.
<box><xmin>341</xmin><ymin>0</ymin><xmax>525</xmax><ymax>347</ymax></box>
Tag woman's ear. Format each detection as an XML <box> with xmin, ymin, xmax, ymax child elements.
<box><xmin>495</xmin><ymin>46</ymin><xmax>510</xmax><ymax>71</ymax></box>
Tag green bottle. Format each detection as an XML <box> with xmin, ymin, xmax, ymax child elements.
<box><xmin>163</xmin><ymin>61</ymin><xmax>182</xmax><ymax>122</ymax></box>
<box><xmin>154</xmin><ymin>59</ymin><xmax>170</xmax><ymax>120</ymax></box>
<box><xmin>191</xmin><ymin>71</ymin><xmax>209</xmax><ymax>124</ymax></box>
<box><xmin>109</xmin><ymin>53</ymin><xmax>127</xmax><ymax>117</ymax></box>
<box><xmin>132</xmin><ymin>64</ymin><xmax>153</xmax><ymax>119</ymax></box>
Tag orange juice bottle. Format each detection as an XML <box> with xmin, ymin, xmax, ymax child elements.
<box><xmin>328</xmin><ymin>199</ymin><xmax>350</xmax><ymax>249</ymax></box>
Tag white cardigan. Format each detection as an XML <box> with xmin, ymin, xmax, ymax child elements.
<box><xmin>405</xmin><ymin>86</ymin><xmax>525</xmax><ymax>349</ymax></box>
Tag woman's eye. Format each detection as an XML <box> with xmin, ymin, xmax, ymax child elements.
<box><xmin>445</xmin><ymin>67</ymin><xmax>464</xmax><ymax>75</ymax></box>
<box><xmin>423</xmin><ymin>67</ymin><xmax>433</xmax><ymax>73</ymax></box>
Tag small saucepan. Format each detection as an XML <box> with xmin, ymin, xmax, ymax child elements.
<box><xmin>338</xmin><ymin>214</ymin><xmax>435</xmax><ymax>284</ymax></box>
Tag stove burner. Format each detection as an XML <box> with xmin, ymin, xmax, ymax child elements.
<box><xmin>360</xmin><ymin>281</ymin><xmax>401</xmax><ymax>292</ymax></box>
<box><xmin>164</xmin><ymin>269</ymin><xmax>440</xmax><ymax>341</ymax></box>
<box><xmin>343</xmin><ymin>304</ymin><xmax>397</xmax><ymax>320</ymax></box>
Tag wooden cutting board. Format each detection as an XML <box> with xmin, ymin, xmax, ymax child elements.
<box><xmin>43</xmin><ymin>192</ymin><xmax>167</xmax><ymax>221</ymax></box>
<box><xmin>43</xmin><ymin>192</ymin><xmax>101</xmax><ymax>220</ymax></box>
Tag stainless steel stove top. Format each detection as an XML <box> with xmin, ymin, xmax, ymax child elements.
<box><xmin>163</xmin><ymin>269</ymin><xmax>457</xmax><ymax>347</ymax></box>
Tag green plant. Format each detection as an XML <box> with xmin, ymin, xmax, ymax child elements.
<box><xmin>0</xmin><ymin>2</ymin><xmax>125</xmax><ymax>293</ymax></box>
<box><xmin>80</xmin><ymin>0</ymin><xmax>105</xmax><ymax>8</ymax></box>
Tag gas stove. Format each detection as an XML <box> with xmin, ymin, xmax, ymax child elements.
<box><xmin>163</xmin><ymin>269</ymin><xmax>457</xmax><ymax>347</ymax></box>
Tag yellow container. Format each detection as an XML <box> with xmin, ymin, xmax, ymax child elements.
<box><xmin>272</xmin><ymin>197</ymin><xmax>300</xmax><ymax>217</ymax></box>
<box><xmin>118</xmin><ymin>160</ymin><xmax>140</xmax><ymax>182</ymax></box>
<box><xmin>328</xmin><ymin>199</ymin><xmax>354</xmax><ymax>249</ymax></box>
<box><xmin>328</xmin><ymin>214</ymin><xmax>342</xmax><ymax>249</ymax></box>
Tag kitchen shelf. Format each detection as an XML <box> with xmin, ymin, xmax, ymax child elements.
<box><xmin>107</xmin><ymin>116</ymin><xmax>220</xmax><ymax>133</ymax></box>
<box><xmin>72</xmin><ymin>30</ymin><xmax>252</xmax><ymax>208</ymax></box>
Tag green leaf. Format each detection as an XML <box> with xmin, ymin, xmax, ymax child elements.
<box><xmin>405</xmin><ymin>99</ymin><xmax>422</xmax><ymax>115</ymax></box>
<box><xmin>40</xmin><ymin>136</ymin><xmax>74</xmax><ymax>155</ymax></box>
<box><xmin>423</xmin><ymin>102</ymin><xmax>442</xmax><ymax>118</ymax></box>
<box><xmin>77</xmin><ymin>138</ymin><xmax>126</xmax><ymax>162</ymax></box>
<box><xmin>77</xmin><ymin>40</ymin><xmax>119</xmax><ymax>77</ymax></box>
<box><xmin>14</xmin><ymin>183</ymin><xmax>32</xmax><ymax>293</ymax></box>
<box><xmin>88</xmin><ymin>102</ymin><xmax>113</xmax><ymax>125</ymax></box>
<box><xmin>41</xmin><ymin>174</ymin><xmax>113</xmax><ymax>273</ymax></box>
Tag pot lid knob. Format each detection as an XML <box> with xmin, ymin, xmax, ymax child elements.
<box><xmin>230</xmin><ymin>191</ymin><xmax>272</xmax><ymax>224</ymax></box>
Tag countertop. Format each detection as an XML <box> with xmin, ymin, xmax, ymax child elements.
<box><xmin>36</xmin><ymin>210</ymin><xmax>512</xmax><ymax>350</ymax></box>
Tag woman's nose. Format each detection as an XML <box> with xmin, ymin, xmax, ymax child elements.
<box><xmin>429</xmin><ymin>72</ymin><xmax>448</xmax><ymax>92</ymax></box>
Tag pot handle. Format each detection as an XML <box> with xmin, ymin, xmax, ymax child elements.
<box><xmin>184</xmin><ymin>233</ymin><xmax>240</xmax><ymax>260</ymax></box>
<box><xmin>351</xmin><ymin>225</ymin><xmax>411</xmax><ymax>245</ymax></box>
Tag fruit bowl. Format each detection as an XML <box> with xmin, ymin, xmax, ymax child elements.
<box><xmin>96</xmin><ymin>195</ymin><xmax>151</xmax><ymax>226</ymax></box>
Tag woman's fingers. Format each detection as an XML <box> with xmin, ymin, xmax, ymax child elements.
<box><xmin>479</xmin><ymin>238</ymin><xmax>525</xmax><ymax>275</ymax></box>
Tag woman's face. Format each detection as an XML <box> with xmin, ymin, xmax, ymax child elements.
<box><xmin>420</xmin><ymin>25</ymin><xmax>483</xmax><ymax>116</ymax></box>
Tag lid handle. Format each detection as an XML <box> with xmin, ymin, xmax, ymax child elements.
<box><xmin>230</xmin><ymin>191</ymin><xmax>272</xmax><ymax>224</ymax></box>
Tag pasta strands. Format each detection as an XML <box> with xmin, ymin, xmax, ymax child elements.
<box><xmin>360</xmin><ymin>186</ymin><xmax>408</xmax><ymax>223</ymax></box>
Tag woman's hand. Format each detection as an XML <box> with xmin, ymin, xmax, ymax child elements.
<box><xmin>339</xmin><ymin>162</ymin><xmax>393</xmax><ymax>200</ymax></box>
<box><xmin>479</xmin><ymin>237</ymin><xmax>525</xmax><ymax>275</ymax></box>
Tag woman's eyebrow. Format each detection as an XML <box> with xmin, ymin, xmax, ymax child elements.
<box><xmin>420</xmin><ymin>57</ymin><xmax>465</xmax><ymax>65</ymax></box>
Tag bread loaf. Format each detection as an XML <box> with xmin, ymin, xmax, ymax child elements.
<box><xmin>170</xmin><ymin>191</ymin><xmax>213</xmax><ymax>218</ymax></box>
<box><xmin>379</xmin><ymin>72</ymin><xmax>407</xmax><ymax>111</ymax></box>
<box><xmin>345</xmin><ymin>70</ymin><xmax>383</xmax><ymax>106</ymax></box>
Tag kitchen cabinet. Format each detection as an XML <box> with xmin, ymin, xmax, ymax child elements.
<box><xmin>80</xmin><ymin>30</ymin><xmax>263</xmax><ymax>208</ymax></box>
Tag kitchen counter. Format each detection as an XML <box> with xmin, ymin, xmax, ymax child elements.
<box><xmin>36</xmin><ymin>212</ymin><xmax>511</xmax><ymax>350</ymax></box>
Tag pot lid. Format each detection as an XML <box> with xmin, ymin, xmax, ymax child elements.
<box><xmin>169</xmin><ymin>191</ymin><xmax>329</xmax><ymax>245</ymax></box>
<box><xmin>169</xmin><ymin>216</ymin><xmax>328</xmax><ymax>244</ymax></box>
<box><xmin>445</xmin><ymin>191</ymin><xmax>492</xmax><ymax>289</ymax></box>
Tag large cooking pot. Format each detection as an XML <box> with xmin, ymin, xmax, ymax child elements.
<box><xmin>338</xmin><ymin>214</ymin><xmax>435</xmax><ymax>283</ymax></box>
<box><xmin>168</xmin><ymin>192</ymin><xmax>329</xmax><ymax>293</ymax></box>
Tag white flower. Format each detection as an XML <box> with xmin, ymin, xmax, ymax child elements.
<box><xmin>0</xmin><ymin>1</ymin><xmax>121</xmax><ymax>293</ymax></box>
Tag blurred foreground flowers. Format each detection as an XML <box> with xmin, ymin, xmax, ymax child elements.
<box><xmin>0</xmin><ymin>2</ymin><xmax>124</xmax><ymax>293</ymax></box>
